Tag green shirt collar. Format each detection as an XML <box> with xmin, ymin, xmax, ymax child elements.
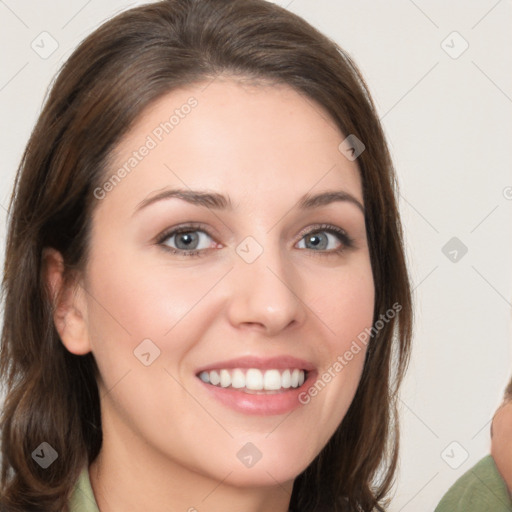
<box><xmin>69</xmin><ymin>467</ymin><xmax>100</xmax><ymax>512</ymax></box>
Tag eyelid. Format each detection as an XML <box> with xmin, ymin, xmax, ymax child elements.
<box><xmin>155</xmin><ymin>222</ymin><xmax>217</xmax><ymax>245</ymax></box>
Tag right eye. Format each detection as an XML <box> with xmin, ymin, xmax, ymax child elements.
<box><xmin>157</xmin><ymin>224</ymin><xmax>220</xmax><ymax>257</ymax></box>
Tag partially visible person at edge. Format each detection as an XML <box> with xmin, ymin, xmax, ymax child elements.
<box><xmin>435</xmin><ymin>375</ymin><xmax>512</xmax><ymax>511</ymax></box>
<box><xmin>0</xmin><ymin>1</ymin><xmax>413</xmax><ymax>511</ymax></box>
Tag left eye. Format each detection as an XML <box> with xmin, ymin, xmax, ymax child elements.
<box><xmin>296</xmin><ymin>230</ymin><xmax>343</xmax><ymax>251</ymax></box>
<box><xmin>162</xmin><ymin>229</ymin><xmax>214</xmax><ymax>251</ymax></box>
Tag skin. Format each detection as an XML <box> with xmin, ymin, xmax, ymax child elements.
<box><xmin>491</xmin><ymin>400</ymin><xmax>512</xmax><ymax>494</ymax></box>
<box><xmin>44</xmin><ymin>77</ymin><xmax>375</xmax><ymax>512</ymax></box>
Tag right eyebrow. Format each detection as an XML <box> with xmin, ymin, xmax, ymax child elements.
<box><xmin>133</xmin><ymin>188</ymin><xmax>233</xmax><ymax>216</ymax></box>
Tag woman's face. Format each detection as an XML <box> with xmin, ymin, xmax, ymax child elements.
<box><xmin>78</xmin><ymin>78</ymin><xmax>374</xmax><ymax>487</ymax></box>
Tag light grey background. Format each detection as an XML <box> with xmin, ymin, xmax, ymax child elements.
<box><xmin>1</xmin><ymin>1</ymin><xmax>511</xmax><ymax>510</ymax></box>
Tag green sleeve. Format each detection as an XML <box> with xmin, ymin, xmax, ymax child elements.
<box><xmin>435</xmin><ymin>455</ymin><xmax>512</xmax><ymax>512</ymax></box>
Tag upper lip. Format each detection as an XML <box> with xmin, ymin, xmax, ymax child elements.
<box><xmin>195</xmin><ymin>355</ymin><xmax>316</xmax><ymax>374</ymax></box>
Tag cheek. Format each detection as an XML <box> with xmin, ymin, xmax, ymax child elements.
<box><xmin>298</xmin><ymin>258</ymin><xmax>374</xmax><ymax>425</ymax></box>
<box><xmin>309</xmin><ymin>258</ymin><xmax>375</xmax><ymax>350</ymax></box>
<box><xmin>86</xmin><ymin>245</ymin><xmax>207</xmax><ymax>335</ymax></box>
<box><xmin>83</xmin><ymin>246</ymin><xmax>230</xmax><ymax>377</ymax></box>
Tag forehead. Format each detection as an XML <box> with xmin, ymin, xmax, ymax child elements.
<box><xmin>99</xmin><ymin>78</ymin><xmax>363</xmax><ymax>216</ymax></box>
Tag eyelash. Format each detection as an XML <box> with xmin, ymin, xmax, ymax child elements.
<box><xmin>156</xmin><ymin>223</ymin><xmax>355</xmax><ymax>258</ymax></box>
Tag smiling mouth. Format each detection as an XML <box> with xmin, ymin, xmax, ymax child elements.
<box><xmin>197</xmin><ymin>368</ymin><xmax>308</xmax><ymax>394</ymax></box>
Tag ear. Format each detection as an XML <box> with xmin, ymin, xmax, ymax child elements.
<box><xmin>42</xmin><ymin>247</ymin><xmax>91</xmax><ymax>355</ymax></box>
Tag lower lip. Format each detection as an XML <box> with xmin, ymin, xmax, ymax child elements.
<box><xmin>197</xmin><ymin>371</ymin><xmax>318</xmax><ymax>416</ymax></box>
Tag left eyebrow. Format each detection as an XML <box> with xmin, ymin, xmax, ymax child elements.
<box><xmin>298</xmin><ymin>191</ymin><xmax>364</xmax><ymax>214</ymax></box>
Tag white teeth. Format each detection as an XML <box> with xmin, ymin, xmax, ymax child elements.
<box><xmin>281</xmin><ymin>369</ymin><xmax>291</xmax><ymax>389</ymax></box>
<box><xmin>198</xmin><ymin>368</ymin><xmax>307</xmax><ymax>391</ymax></box>
<box><xmin>263</xmin><ymin>369</ymin><xmax>282</xmax><ymax>391</ymax></box>
<box><xmin>209</xmin><ymin>370</ymin><xmax>220</xmax><ymax>386</ymax></box>
<box><xmin>220</xmin><ymin>369</ymin><xmax>231</xmax><ymax>388</ymax></box>
<box><xmin>246</xmin><ymin>369</ymin><xmax>263</xmax><ymax>390</ymax></box>
<box><xmin>231</xmin><ymin>368</ymin><xmax>245</xmax><ymax>389</ymax></box>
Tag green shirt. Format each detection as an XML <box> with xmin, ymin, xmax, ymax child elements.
<box><xmin>435</xmin><ymin>455</ymin><xmax>512</xmax><ymax>512</ymax></box>
<box><xmin>69</xmin><ymin>467</ymin><xmax>100</xmax><ymax>512</ymax></box>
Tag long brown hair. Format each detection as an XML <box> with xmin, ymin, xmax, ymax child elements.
<box><xmin>0</xmin><ymin>1</ymin><xmax>413</xmax><ymax>510</ymax></box>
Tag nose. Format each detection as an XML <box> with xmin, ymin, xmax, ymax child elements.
<box><xmin>224</xmin><ymin>240</ymin><xmax>307</xmax><ymax>337</ymax></box>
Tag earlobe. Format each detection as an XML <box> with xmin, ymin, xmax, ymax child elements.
<box><xmin>42</xmin><ymin>247</ymin><xmax>92</xmax><ymax>356</ymax></box>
